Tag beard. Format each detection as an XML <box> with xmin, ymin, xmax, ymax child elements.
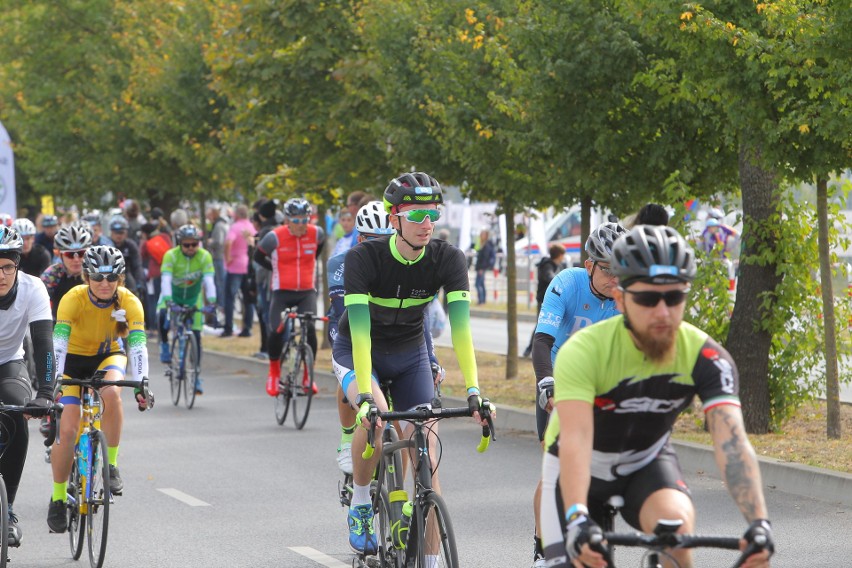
<box><xmin>625</xmin><ymin>311</ymin><xmax>677</xmax><ymax>363</ymax></box>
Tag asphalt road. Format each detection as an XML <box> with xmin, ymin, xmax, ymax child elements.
<box><xmin>6</xmin><ymin>347</ymin><xmax>851</xmax><ymax>567</ymax></box>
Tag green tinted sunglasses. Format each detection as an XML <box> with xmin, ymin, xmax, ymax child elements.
<box><xmin>396</xmin><ymin>209</ymin><xmax>441</xmax><ymax>223</ymax></box>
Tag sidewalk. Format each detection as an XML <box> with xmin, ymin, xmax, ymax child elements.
<box><xmin>206</xmin><ymin>350</ymin><xmax>852</xmax><ymax>507</ymax></box>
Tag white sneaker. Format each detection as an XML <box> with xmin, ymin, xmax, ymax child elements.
<box><xmin>337</xmin><ymin>443</ymin><xmax>353</xmax><ymax>474</ymax></box>
<box><xmin>532</xmin><ymin>556</ymin><xmax>547</xmax><ymax>568</ymax></box>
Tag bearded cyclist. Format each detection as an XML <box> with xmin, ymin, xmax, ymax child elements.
<box><xmin>540</xmin><ymin>225</ymin><xmax>773</xmax><ymax>568</ymax></box>
<box><xmin>333</xmin><ymin>172</ymin><xmax>490</xmax><ymax>555</ymax></box>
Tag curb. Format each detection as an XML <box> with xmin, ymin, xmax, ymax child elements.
<box><xmin>205</xmin><ymin>350</ymin><xmax>852</xmax><ymax>507</ymax></box>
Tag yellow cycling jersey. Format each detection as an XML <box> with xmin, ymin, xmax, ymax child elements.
<box><xmin>54</xmin><ymin>285</ymin><xmax>146</xmax><ymax>356</ymax></box>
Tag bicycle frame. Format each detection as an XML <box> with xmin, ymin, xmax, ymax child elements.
<box><xmin>166</xmin><ymin>303</ymin><xmax>200</xmax><ymax>408</ymax></box>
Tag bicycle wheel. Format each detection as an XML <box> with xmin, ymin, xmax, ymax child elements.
<box><xmin>183</xmin><ymin>332</ymin><xmax>199</xmax><ymax>409</ymax></box>
<box><xmin>273</xmin><ymin>351</ymin><xmax>292</xmax><ymax>426</ymax></box>
<box><xmin>413</xmin><ymin>492</ymin><xmax>458</xmax><ymax>568</ymax></box>
<box><xmin>169</xmin><ymin>334</ymin><xmax>182</xmax><ymax>406</ymax></box>
<box><xmin>0</xmin><ymin>476</ymin><xmax>8</xmax><ymax>566</ymax></box>
<box><xmin>291</xmin><ymin>346</ymin><xmax>314</xmax><ymax>430</ymax></box>
<box><xmin>87</xmin><ymin>431</ymin><xmax>110</xmax><ymax>568</ymax></box>
<box><xmin>68</xmin><ymin>460</ymin><xmax>85</xmax><ymax>560</ymax></box>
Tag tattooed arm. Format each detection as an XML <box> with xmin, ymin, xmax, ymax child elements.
<box><xmin>706</xmin><ymin>404</ymin><xmax>769</xmax><ymax>521</ymax></box>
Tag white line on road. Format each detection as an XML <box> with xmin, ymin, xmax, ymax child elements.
<box><xmin>289</xmin><ymin>546</ymin><xmax>350</xmax><ymax>568</ymax></box>
<box><xmin>157</xmin><ymin>488</ymin><xmax>211</xmax><ymax>507</ymax></box>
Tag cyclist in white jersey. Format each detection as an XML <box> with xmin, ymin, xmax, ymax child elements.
<box><xmin>0</xmin><ymin>227</ymin><xmax>55</xmax><ymax>546</ymax></box>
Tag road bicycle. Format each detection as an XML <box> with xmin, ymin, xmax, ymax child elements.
<box><xmin>589</xmin><ymin>495</ymin><xmax>770</xmax><ymax>568</ymax></box>
<box><xmin>0</xmin><ymin>400</ymin><xmax>61</xmax><ymax>564</ymax></box>
<box><xmin>273</xmin><ymin>309</ymin><xmax>327</xmax><ymax>430</ymax></box>
<box><xmin>59</xmin><ymin>371</ymin><xmax>154</xmax><ymax>568</ymax></box>
<box><xmin>164</xmin><ymin>302</ymin><xmax>204</xmax><ymax>409</ymax></box>
<box><xmin>355</xmin><ymin>396</ymin><xmax>495</xmax><ymax>568</ymax></box>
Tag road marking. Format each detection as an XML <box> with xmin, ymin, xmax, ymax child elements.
<box><xmin>289</xmin><ymin>546</ymin><xmax>350</xmax><ymax>567</ymax></box>
<box><xmin>157</xmin><ymin>488</ymin><xmax>211</xmax><ymax>507</ymax></box>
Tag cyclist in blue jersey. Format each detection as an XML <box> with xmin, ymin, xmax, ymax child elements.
<box><xmin>528</xmin><ymin>222</ymin><xmax>626</xmax><ymax>568</ymax></box>
<box><xmin>327</xmin><ymin>201</ymin><xmax>443</xmax><ymax>474</ymax></box>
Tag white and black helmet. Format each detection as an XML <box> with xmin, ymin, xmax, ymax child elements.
<box><xmin>611</xmin><ymin>225</ymin><xmax>696</xmax><ymax>287</ymax></box>
<box><xmin>54</xmin><ymin>224</ymin><xmax>93</xmax><ymax>251</ymax></box>
<box><xmin>355</xmin><ymin>201</ymin><xmax>394</xmax><ymax>236</ymax></box>
<box><xmin>175</xmin><ymin>224</ymin><xmax>202</xmax><ymax>242</ymax></box>
<box><xmin>11</xmin><ymin>218</ymin><xmax>36</xmax><ymax>237</ymax></box>
<box><xmin>0</xmin><ymin>227</ymin><xmax>23</xmax><ymax>253</ymax></box>
<box><xmin>83</xmin><ymin>246</ymin><xmax>125</xmax><ymax>275</ymax></box>
<box><xmin>585</xmin><ymin>222</ymin><xmax>628</xmax><ymax>263</ymax></box>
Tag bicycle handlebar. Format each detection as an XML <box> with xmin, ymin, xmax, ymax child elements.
<box><xmin>590</xmin><ymin>530</ymin><xmax>762</xmax><ymax>568</ymax></box>
<box><xmin>59</xmin><ymin>371</ymin><xmax>155</xmax><ymax>411</ymax></box>
<box><xmin>276</xmin><ymin>310</ymin><xmax>329</xmax><ymax>333</ymax></box>
<box><xmin>0</xmin><ymin>401</ymin><xmax>63</xmax><ymax>446</ymax></box>
<box><xmin>361</xmin><ymin>400</ymin><xmax>496</xmax><ymax>459</ymax></box>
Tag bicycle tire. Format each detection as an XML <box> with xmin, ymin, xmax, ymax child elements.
<box><xmin>169</xmin><ymin>334</ymin><xmax>182</xmax><ymax>406</ymax></box>
<box><xmin>87</xmin><ymin>431</ymin><xmax>110</xmax><ymax>568</ymax></box>
<box><xmin>0</xmin><ymin>476</ymin><xmax>8</xmax><ymax>566</ymax></box>
<box><xmin>292</xmin><ymin>346</ymin><xmax>314</xmax><ymax>430</ymax></box>
<box><xmin>273</xmin><ymin>353</ymin><xmax>292</xmax><ymax>425</ymax></box>
<box><xmin>68</xmin><ymin>460</ymin><xmax>85</xmax><ymax>560</ymax></box>
<box><xmin>413</xmin><ymin>492</ymin><xmax>458</xmax><ymax>568</ymax></box>
<box><xmin>183</xmin><ymin>332</ymin><xmax>199</xmax><ymax>409</ymax></box>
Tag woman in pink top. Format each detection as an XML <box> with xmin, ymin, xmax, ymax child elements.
<box><xmin>222</xmin><ymin>204</ymin><xmax>255</xmax><ymax>337</ymax></box>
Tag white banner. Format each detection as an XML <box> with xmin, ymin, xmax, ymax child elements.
<box><xmin>0</xmin><ymin>122</ymin><xmax>16</xmax><ymax>217</ymax></box>
<box><xmin>529</xmin><ymin>214</ymin><xmax>548</xmax><ymax>256</ymax></box>
<box><xmin>458</xmin><ymin>198</ymin><xmax>472</xmax><ymax>252</ymax></box>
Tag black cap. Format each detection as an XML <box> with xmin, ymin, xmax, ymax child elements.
<box><xmin>258</xmin><ymin>200</ymin><xmax>276</xmax><ymax>219</ymax></box>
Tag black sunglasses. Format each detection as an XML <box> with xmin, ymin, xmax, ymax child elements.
<box><xmin>89</xmin><ymin>273</ymin><xmax>120</xmax><ymax>283</ymax></box>
<box><xmin>181</xmin><ymin>241</ymin><xmax>200</xmax><ymax>248</ymax></box>
<box><xmin>621</xmin><ymin>288</ymin><xmax>689</xmax><ymax>308</ymax></box>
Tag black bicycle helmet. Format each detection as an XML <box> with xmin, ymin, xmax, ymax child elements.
<box><xmin>83</xmin><ymin>245</ymin><xmax>126</xmax><ymax>275</ymax></box>
<box><xmin>175</xmin><ymin>224</ymin><xmax>202</xmax><ymax>242</ymax></box>
<box><xmin>612</xmin><ymin>225</ymin><xmax>696</xmax><ymax>287</ymax></box>
<box><xmin>283</xmin><ymin>198</ymin><xmax>312</xmax><ymax>218</ymax></box>
<box><xmin>383</xmin><ymin>172</ymin><xmax>443</xmax><ymax>214</ymax></box>
<box><xmin>0</xmin><ymin>227</ymin><xmax>23</xmax><ymax>253</ymax></box>
<box><xmin>585</xmin><ymin>222</ymin><xmax>628</xmax><ymax>263</ymax></box>
<box><xmin>54</xmin><ymin>224</ymin><xmax>93</xmax><ymax>251</ymax></box>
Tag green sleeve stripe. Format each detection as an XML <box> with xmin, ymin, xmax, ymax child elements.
<box><xmin>347</xmin><ymin>303</ymin><xmax>374</xmax><ymax>394</ymax></box>
<box><xmin>344</xmin><ymin>293</ymin><xmax>369</xmax><ymax>307</ymax></box>
<box><xmin>448</xmin><ymin>301</ymin><xmax>478</xmax><ymax>391</ymax></box>
<box><xmin>53</xmin><ymin>323</ymin><xmax>71</xmax><ymax>341</ymax></box>
<box><xmin>127</xmin><ymin>330</ymin><xmax>147</xmax><ymax>348</ymax></box>
<box><xmin>446</xmin><ymin>290</ymin><xmax>471</xmax><ymax>303</ymax></box>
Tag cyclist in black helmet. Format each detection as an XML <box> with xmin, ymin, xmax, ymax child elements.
<box><xmin>540</xmin><ymin>225</ymin><xmax>773</xmax><ymax>568</ymax></box>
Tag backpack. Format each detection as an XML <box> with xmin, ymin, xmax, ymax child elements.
<box><xmin>146</xmin><ymin>233</ymin><xmax>171</xmax><ymax>265</ymax></box>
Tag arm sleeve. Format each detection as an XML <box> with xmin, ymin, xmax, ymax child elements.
<box><xmin>532</xmin><ymin>332</ymin><xmax>556</xmax><ymax>380</ymax></box>
<box><xmin>159</xmin><ymin>272</ymin><xmax>173</xmax><ymax>300</ymax></box>
<box><xmin>345</xmin><ymin>300</ymin><xmax>373</xmax><ymax>395</ymax></box>
<box><xmin>447</xmin><ymin>291</ymin><xmax>478</xmax><ymax>391</ymax></box>
<box><xmin>203</xmin><ymin>273</ymin><xmax>216</xmax><ymax>302</ymax></box>
<box><xmin>53</xmin><ymin>322</ymin><xmax>70</xmax><ymax>381</ymax></box>
<box><xmin>254</xmin><ymin>231</ymin><xmax>276</xmax><ymax>270</ymax></box>
<box><xmin>423</xmin><ymin>316</ymin><xmax>438</xmax><ymax>366</ymax></box>
<box><xmin>125</xmin><ymin>293</ymin><xmax>149</xmax><ymax>379</ymax></box>
<box><xmin>253</xmin><ymin>246</ymin><xmax>272</xmax><ymax>271</ymax></box>
<box><xmin>29</xmin><ymin>320</ymin><xmax>56</xmax><ymax>399</ymax></box>
<box><xmin>315</xmin><ymin>227</ymin><xmax>326</xmax><ymax>258</ymax></box>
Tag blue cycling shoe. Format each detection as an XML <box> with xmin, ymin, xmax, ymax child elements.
<box><xmin>347</xmin><ymin>503</ymin><xmax>377</xmax><ymax>555</ymax></box>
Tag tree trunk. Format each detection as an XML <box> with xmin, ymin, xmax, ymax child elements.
<box><xmin>725</xmin><ymin>142</ymin><xmax>781</xmax><ymax>434</ymax></box>
<box><xmin>817</xmin><ymin>177</ymin><xmax>841</xmax><ymax>438</ymax></box>
<box><xmin>580</xmin><ymin>195</ymin><xmax>591</xmax><ymax>264</ymax></box>
<box><xmin>504</xmin><ymin>200</ymin><xmax>519</xmax><ymax>380</ymax></box>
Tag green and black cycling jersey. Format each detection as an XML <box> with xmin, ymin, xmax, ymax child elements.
<box><xmin>545</xmin><ymin>315</ymin><xmax>740</xmax><ymax>481</ymax></box>
<box><xmin>338</xmin><ymin>234</ymin><xmax>478</xmax><ymax>395</ymax></box>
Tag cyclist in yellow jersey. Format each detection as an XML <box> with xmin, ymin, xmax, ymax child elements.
<box><xmin>47</xmin><ymin>246</ymin><xmax>151</xmax><ymax>534</ymax></box>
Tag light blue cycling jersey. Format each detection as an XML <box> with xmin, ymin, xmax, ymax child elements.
<box><xmin>534</xmin><ymin>267</ymin><xmax>620</xmax><ymax>363</ymax></box>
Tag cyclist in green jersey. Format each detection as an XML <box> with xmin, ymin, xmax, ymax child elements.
<box><xmin>156</xmin><ymin>225</ymin><xmax>217</xmax><ymax>394</ymax></box>
<box><xmin>542</xmin><ymin>225</ymin><xmax>773</xmax><ymax>568</ymax></box>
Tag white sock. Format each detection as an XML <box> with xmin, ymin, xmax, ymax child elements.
<box><xmin>352</xmin><ymin>483</ymin><xmax>371</xmax><ymax>506</ymax></box>
<box><xmin>425</xmin><ymin>555</ymin><xmax>438</xmax><ymax>568</ymax></box>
